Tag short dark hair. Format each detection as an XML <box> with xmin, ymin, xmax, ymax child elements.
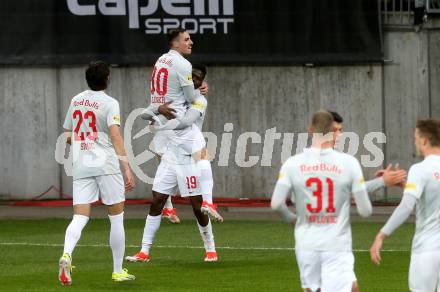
<box><xmin>86</xmin><ymin>61</ymin><xmax>110</xmax><ymax>91</ymax></box>
<box><xmin>416</xmin><ymin>118</ymin><xmax>440</xmax><ymax>147</ymax></box>
<box><xmin>192</xmin><ymin>64</ymin><xmax>207</xmax><ymax>78</ymax></box>
<box><xmin>328</xmin><ymin>110</ymin><xmax>344</xmax><ymax>123</ymax></box>
<box><xmin>167</xmin><ymin>28</ymin><xmax>186</xmax><ymax>46</ymax></box>
<box><xmin>310</xmin><ymin>110</ymin><xmax>334</xmax><ymax>135</ymax></box>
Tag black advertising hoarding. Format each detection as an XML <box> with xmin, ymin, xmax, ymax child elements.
<box><xmin>0</xmin><ymin>0</ymin><xmax>382</xmax><ymax>65</ymax></box>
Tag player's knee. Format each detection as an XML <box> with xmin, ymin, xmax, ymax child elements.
<box><xmin>73</xmin><ymin>204</ymin><xmax>91</xmax><ymax>217</ymax></box>
<box><xmin>149</xmin><ymin>203</ymin><xmax>163</xmax><ymax>216</ymax></box>
<box><xmin>150</xmin><ymin>192</ymin><xmax>168</xmax><ymax>216</ymax></box>
<box><xmin>351</xmin><ymin>281</ymin><xmax>359</xmax><ymax>292</ymax></box>
<box><xmin>107</xmin><ymin>202</ymin><xmax>124</xmax><ymax>216</ymax></box>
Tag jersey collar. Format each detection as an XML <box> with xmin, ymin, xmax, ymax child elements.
<box><xmin>169</xmin><ymin>49</ymin><xmax>182</xmax><ymax>56</ymax></box>
<box><xmin>306</xmin><ymin>147</ymin><xmax>333</xmax><ymax>155</ymax></box>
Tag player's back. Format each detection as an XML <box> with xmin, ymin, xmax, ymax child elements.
<box><xmin>284</xmin><ymin>148</ymin><xmax>365</xmax><ymax>251</ymax></box>
<box><xmin>66</xmin><ymin>90</ymin><xmax>121</xmax><ymax>180</ymax></box>
<box><xmin>409</xmin><ymin>155</ymin><xmax>440</xmax><ymax>253</ymax></box>
<box><xmin>150</xmin><ymin>50</ymin><xmax>193</xmax><ymax>120</ymax></box>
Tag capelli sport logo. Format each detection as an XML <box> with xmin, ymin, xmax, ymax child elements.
<box><xmin>67</xmin><ymin>0</ymin><xmax>234</xmax><ymax>34</ymax></box>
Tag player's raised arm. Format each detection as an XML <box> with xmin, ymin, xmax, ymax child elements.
<box><xmin>271</xmin><ymin>161</ymin><xmax>296</xmax><ymax>224</ymax></box>
<box><xmin>351</xmin><ymin>159</ymin><xmax>373</xmax><ymax>218</ymax></box>
<box><xmin>366</xmin><ymin>164</ymin><xmax>407</xmax><ymax>193</ymax></box>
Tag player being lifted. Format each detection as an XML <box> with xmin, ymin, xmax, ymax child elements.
<box><xmin>370</xmin><ymin>119</ymin><xmax>440</xmax><ymax>292</ymax></box>
<box><xmin>59</xmin><ymin>61</ymin><xmax>136</xmax><ymax>285</ymax></box>
<box><xmin>328</xmin><ymin>111</ymin><xmax>407</xmax><ymax>193</ymax></box>
<box><xmin>271</xmin><ymin>110</ymin><xmax>372</xmax><ymax>292</ymax></box>
<box><xmin>160</xmin><ymin>64</ymin><xmax>223</xmax><ymax>223</ymax></box>
<box><xmin>126</xmin><ymin>29</ymin><xmax>218</xmax><ymax>263</ymax></box>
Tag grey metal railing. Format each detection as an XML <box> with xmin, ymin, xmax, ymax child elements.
<box><xmin>380</xmin><ymin>0</ymin><xmax>413</xmax><ymax>26</ymax></box>
<box><xmin>427</xmin><ymin>0</ymin><xmax>440</xmax><ymax>13</ymax></box>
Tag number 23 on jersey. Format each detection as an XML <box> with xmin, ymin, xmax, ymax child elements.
<box><xmin>73</xmin><ymin>110</ymin><xmax>97</xmax><ymax>141</ymax></box>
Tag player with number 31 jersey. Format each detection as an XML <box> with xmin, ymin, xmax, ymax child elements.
<box><xmin>271</xmin><ymin>110</ymin><xmax>372</xmax><ymax>292</ymax></box>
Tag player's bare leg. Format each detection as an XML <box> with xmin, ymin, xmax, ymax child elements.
<box><xmin>59</xmin><ymin>204</ymin><xmax>91</xmax><ymax>285</ymax></box>
<box><xmin>125</xmin><ymin>191</ymin><xmax>169</xmax><ymax>262</ymax></box>
<box><xmin>189</xmin><ymin>195</ymin><xmax>218</xmax><ymax>261</ymax></box>
<box><xmin>194</xmin><ymin>148</ymin><xmax>223</xmax><ymax>222</ymax></box>
<box><xmin>351</xmin><ymin>282</ymin><xmax>359</xmax><ymax>292</ymax></box>
<box><xmin>107</xmin><ymin>202</ymin><xmax>135</xmax><ymax>281</ymax></box>
<box><xmin>162</xmin><ymin>196</ymin><xmax>180</xmax><ymax>223</ymax></box>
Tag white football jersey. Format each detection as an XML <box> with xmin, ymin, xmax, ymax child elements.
<box><xmin>150</xmin><ymin>49</ymin><xmax>193</xmax><ymax>120</ymax></box>
<box><xmin>404</xmin><ymin>155</ymin><xmax>440</xmax><ymax>253</ymax></box>
<box><xmin>277</xmin><ymin>147</ymin><xmax>367</xmax><ymax>251</ymax></box>
<box><xmin>191</xmin><ymin>89</ymin><xmax>207</xmax><ymax>130</ymax></box>
<box><xmin>63</xmin><ymin>90</ymin><xmax>121</xmax><ymax>180</ymax></box>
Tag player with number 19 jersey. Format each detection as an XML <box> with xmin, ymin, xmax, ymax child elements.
<box><xmin>277</xmin><ymin>147</ymin><xmax>367</xmax><ymax>251</ymax></box>
<box><xmin>63</xmin><ymin>90</ymin><xmax>122</xmax><ymax>180</ymax></box>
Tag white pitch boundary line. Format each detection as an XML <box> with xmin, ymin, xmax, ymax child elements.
<box><xmin>0</xmin><ymin>242</ymin><xmax>409</xmax><ymax>252</ymax></box>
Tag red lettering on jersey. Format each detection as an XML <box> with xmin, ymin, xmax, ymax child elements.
<box><xmin>158</xmin><ymin>57</ymin><xmax>173</xmax><ymax>67</ymax></box>
<box><xmin>300</xmin><ymin>163</ymin><xmax>342</xmax><ymax>174</ymax></box>
<box><xmin>306</xmin><ymin>215</ymin><xmax>337</xmax><ymax>224</ymax></box>
<box><xmin>74</xmin><ymin>99</ymin><xmax>99</xmax><ymax>110</ymax></box>
<box><xmin>151</xmin><ymin>96</ymin><xmax>166</xmax><ymax>104</ymax></box>
<box><xmin>434</xmin><ymin>172</ymin><xmax>440</xmax><ymax>181</ymax></box>
<box><xmin>80</xmin><ymin>142</ymin><xmax>95</xmax><ymax>151</ymax></box>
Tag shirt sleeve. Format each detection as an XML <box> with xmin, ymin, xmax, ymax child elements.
<box><xmin>351</xmin><ymin>157</ymin><xmax>367</xmax><ymax>193</ymax></box>
<box><xmin>107</xmin><ymin>101</ymin><xmax>121</xmax><ymax>127</ymax></box>
<box><xmin>176</xmin><ymin>61</ymin><xmax>194</xmax><ymax>87</ymax></box>
<box><xmin>190</xmin><ymin>96</ymin><xmax>207</xmax><ymax>115</ymax></box>
<box><xmin>276</xmin><ymin>160</ymin><xmax>293</xmax><ymax>188</ymax></box>
<box><xmin>380</xmin><ymin>194</ymin><xmax>417</xmax><ymax>236</ymax></box>
<box><xmin>271</xmin><ymin>160</ymin><xmax>296</xmax><ymax>222</ymax></box>
<box><xmin>63</xmin><ymin>102</ymin><xmax>74</xmax><ymax>130</ymax></box>
<box><xmin>403</xmin><ymin>164</ymin><xmax>426</xmax><ymax>200</ymax></box>
<box><xmin>366</xmin><ymin>177</ymin><xmax>385</xmax><ymax>193</ymax></box>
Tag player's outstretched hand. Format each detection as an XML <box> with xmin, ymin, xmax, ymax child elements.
<box><xmin>393</xmin><ymin>163</ymin><xmax>407</xmax><ymax>188</ymax></box>
<box><xmin>370</xmin><ymin>232</ymin><xmax>385</xmax><ymax>265</ymax></box>
<box><xmin>124</xmin><ymin>168</ymin><xmax>135</xmax><ymax>192</ymax></box>
<box><xmin>378</xmin><ymin>164</ymin><xmax>407</xmax><ymax>187</ymax></box>
<box><xmin>374</xmin><ymin>163</ymin><xmax>390</xmax><ymax>177</ymax></box>
<box><xmin>199</xmin><ymin>81</ymin><xmax>209</xmax><ymax>95</ymax></box>
<box><xmin>158</xmin><ymin>102</ymin><xmax>176</xmax><ymax>120</ymax></box>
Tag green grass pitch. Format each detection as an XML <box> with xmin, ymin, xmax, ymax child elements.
<box><xmin>0</xmin><ymin>219</ymin><xmax>414</xmax><ymax>291</ymax></box>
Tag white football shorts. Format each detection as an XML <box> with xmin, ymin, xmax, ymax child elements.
<box><xmin>152</xmin><ymin>160</ymin><xmax>201</xmax><ymax>197</ymax></box>
<box><xmin>295</xmin><ymin>249</ymin><xmax>356</xmax><ymax>292</ymax></box>
<box><xmin>409</xmin><ymin>250</ymin><xmax>440</xmax><ymax>292</ymax></box>
<box><xmin>73</xmin><ymin>174</ymin><xmax>125</xmax><ymax>206</ymax></box>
